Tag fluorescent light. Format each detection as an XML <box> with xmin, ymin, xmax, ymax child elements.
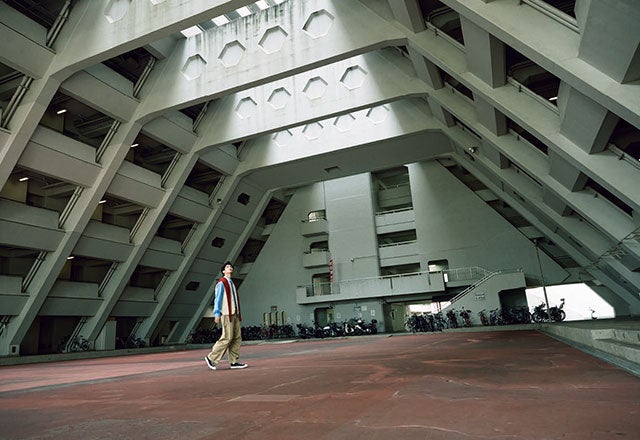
<box><xmin>19</xmin><ymin>177</ymin><xmax>29</xmax><ymax>182</ymax></box>
<box><xmin>131</xmin><ymin>143</ymin><xmax>139</xmax><ymax>148</ymax></box>
<box><xmin>99</xmin><ymin>199</ymin><xmax>107</xmax><ymax>204</ymax></box>
<box><xmin>212</xmin><ymin>15</ymin><xmax>230</xmax><ymax>26</ymax></box>
<box><xmin>256</xmin><ymin>0</ymin><xmax>269</xmax><ymax>10</ymax></box>
<box><xmin>236</xmin><ymin>6</ymin><xmax>251</xmax><ymax>17</ymax></box>
<box><xmin>180</xmin><ymin>26</ymin><xmax>203</xmax><ymax>38</ymax></box>
<box><xmin>549</xmin><ymin>96</ymin><xmax>558</xmax><ymax>101</ymax></box>
<box><xmin>56</xmin><ymin>109</ymin><xmax>67</xmax><ymax>114</ymax></box>
<box><xmin>67</xmin><ymin>256</ymin><xmax>75</xmax><ymax>260</ymax></box>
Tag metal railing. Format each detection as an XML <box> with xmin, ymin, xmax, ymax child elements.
<box><xmin>506</xmin><ymin>76</ymin><xmax>559</xmax><ymax>114</ymax></box>
<box><xmin>520</xmin><ymin>0</ymin><xmax>579</xmax><ymax>33</ymax></box>
<box><xmin>443</xmin><ymin>266</ymin><xmax>490</xmax><ymax>283</ymax></box>
<box><xmin>449</xmin><ymin>268</ymin><xmax>523</xmax><ymax>303</ymax></box>
<box><xmin>296</xmin><ymin>266</ymin><xmax>513</xmax><ymax>299</ymax></box>
<box><xmin>607</xmin><ymin>143</ymin><xmax>640</xmax><ymax>171</ymax></box>
<box><xmin>378</xmin><ymin>239</ymin><xmax>417</xmax><ymax>248</ymax></box>
<box><xmin>375</xmin><ymin>206</ymin><xmax>413</xmax><ymax>216</ymax></box>
<box><xmin>298</xmin><ymin>270</ymin><xmax>436</xmax><ymax>298</ymax></box>
<box><xmin>424</xmin><ymin>20</ymin><xmax>465</xmax><ymax>52</ymax></box>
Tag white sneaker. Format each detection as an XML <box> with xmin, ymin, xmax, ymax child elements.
<box><xmin>230</xmin><ymin>362</ymin><xmax>248</xmax><ymax>369</ymax></box>
<box><xmin>204</xmin><ymin>357</ymin><xmax>216</xmax><ymax>370</ymax></box>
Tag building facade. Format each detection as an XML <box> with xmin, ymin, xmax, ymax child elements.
<box><xmin>0</xmin><ymin>0</ymin><xmax>639</xmax><ymax>356</ymax></box>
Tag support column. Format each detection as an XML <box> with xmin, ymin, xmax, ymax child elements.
<box><xmin>407</xmin><ymin>46</ymin><xmax>443</xmax><ymax>90</ymax></box>
<box><xmin>475</xmin><ymin>97</ymin><xmax>508</xmax><ymax>136</ymax></box>
<box><xmin>0</xmin><ymin>121</ymin><xmax>140</xmax><ymax>356</ymax></box>
<box><xmin>0</xmin><ymin>78</ymin><xmax>60</xmax><ymax>189</ymax></box>
<box><xmin>557</xmin><ymin>82</ymin><xmax>618</xmax><ymax>154</ymax></box>
<box><xmin>80</xmin><ymin>145</ymin><xmax>200</xmax><ymax>343</ymax></box>
<box><xmin>458</xmin><ymin>16</ymin><xmax>508</xmax><ymax>136</ymax></box>
<box><xmin>459</xmin><ymin>16</ymin><xmax>506</xmax><ymax>88</ymax></box>
<box><xmin>548</xmin><ymin>150</ymin><xmax>588</xmax><ymax>191</ymax></box>
<box><xmin>388</xmin><ymin>0</ymin><xmax>426</xmax><ymax>33</ymax></box>
<box><xmin>578</xmin><ymin>0</ymin><xmax>640</xmax><ymax>83</ymax></box>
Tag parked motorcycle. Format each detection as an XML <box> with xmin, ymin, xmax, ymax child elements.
<box><xmin>296</xmin><ymin>323</ymin><xmax>315</xmax><ymax>339</ymax></box>
<box><xmin>532</xmin><ymin>298</ymin><xmax>566</xmax><ymax>322</ymax></box>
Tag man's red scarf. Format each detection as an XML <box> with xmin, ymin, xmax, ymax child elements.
<box><xmin>219</xmin><ymin>277</ymin><xmax>242</xmax><ymax>321</ymax></box>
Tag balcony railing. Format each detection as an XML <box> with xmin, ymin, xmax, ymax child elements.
<box><xmin>443</xmin><ymin>266</ymin><xmax>491</xmax><ymax>282</ymax></box>
<box><xmin>378</xmin><ymin>239</ymin><xmax>417</xmax><ymax>248</ymax></box>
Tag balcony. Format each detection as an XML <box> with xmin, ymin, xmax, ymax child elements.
<box><xmin>375</xmin><ymin>207</ymin><xmax>415</xmax><ymax>234</ymax></box>
<box><xmin>378</xmin><ymin>240</ymin><xmax>418</xmax><ymax>263</ymax></box>
<box><xmin>302</xmin><ymin>250</ymin><xmax>331</xmax><ymax>268</ymax></box>
<box><xmin>296</xmin><ymin>271</ymin><xmax>446</xmax><ymax>304</ymax></box>
<box><xmin>300</xmin><ymin>218</ymin><xmax>328</xmax><ymax>237</ymax></box>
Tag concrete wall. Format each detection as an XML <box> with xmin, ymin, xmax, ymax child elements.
<box><xmin>239</xmin><ymin>159</ymin><xmax>570</xmax><ymax>329</ymax></box>
<box><xmin>409</xmin><ymin>161</ymin><xmax>568</xmax><ymax>283</ymax></box>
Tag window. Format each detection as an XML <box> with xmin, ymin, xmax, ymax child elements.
<box><xmin>308</xmin><ymin>210</ymin><xmax>326</xmax><ymax>222</ymax></box>
<box><xmin>185</xmin><ymin>281</ymin><xmax>200</xmax><ymax>291</ymax></box>
<box><xmin>237</xmin><ymin>192</ymin><xmax>250</xmax><ymax>205</ymax></box>
<box><xmin>211</xmin><ymin>237</ymin><xmax>225</xmax><ymax>248</ymax></box>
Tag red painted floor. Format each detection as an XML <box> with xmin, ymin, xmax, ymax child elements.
<box><xmin>1</xmin><ymin>331</ymin><xmax>639</xmax><ymax>439</ymax></box>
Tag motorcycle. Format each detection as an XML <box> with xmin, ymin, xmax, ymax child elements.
<box><xmin>296</xmin><ymin>323</ymin><xmax>315</xmax><ymax>339</ymax></box>
<box><xmin>532</xmin><ymin>298</ymin><xmax>566</xmax><ymax>322</ymax></box>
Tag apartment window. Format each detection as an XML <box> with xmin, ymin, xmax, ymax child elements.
<box><xmin>309</xmin><ymin>241</ymin><xmax>329</xmax><ymax>252</ymax></box>
<box><xmin>311</xmin><ymin>273</ymin><xmax>331</xmax><ymax>296</ymax></box>
<box><xmin>308</xmin><ymin>210</ymin><xmax>326</xmax><ymax>222</ymax></box>
<box><xmin>377</xmin><ymin>230</ymin><xmax>417</xmax><ymax>247</ymax></box>
<box><xmin>428</xmin><ymin>260</ymin><xmax>449</xmax><ymax>272</ymax></box>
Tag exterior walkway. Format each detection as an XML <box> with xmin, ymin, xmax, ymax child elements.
<box><xmin>1</xmin><ymin>329</ymin><xmax>639</xmax><ymax>439</ymax></box>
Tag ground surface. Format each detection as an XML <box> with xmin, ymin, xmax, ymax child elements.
<box><xmin>1</xmin><ymin>331</ymin><xmax>639</xmax><ymax>439</ymax></box>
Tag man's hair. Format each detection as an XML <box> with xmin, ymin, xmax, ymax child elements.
<box><xmin>220</xmin><ymin>261</ymin><xmax>233</xmax><ymax>274</ymax></box>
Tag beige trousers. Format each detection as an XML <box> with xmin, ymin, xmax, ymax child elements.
<box><xmin>207</xmin><ymin>314</ymin><xmax>242</xmax><ymax>365</ymax></box>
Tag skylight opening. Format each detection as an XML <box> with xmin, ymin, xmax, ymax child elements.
<box><xmin>236</xmin><ymin>6</ymin><xmax>251</xmax><ymax>17</ymax></box>
<box><xmin>180</xmin><ymin>25</ymin><xmax>203</xmax><ymax>38</ymax></box>
<box><xmin>209</xmin><ymin>1</ymin><xmax>289</xmax><ymax>29</ymax></box>
<box><xmin>212</xmin><ymin>15</ymin><xmax>230</xmax><ymax>26</ymax></box>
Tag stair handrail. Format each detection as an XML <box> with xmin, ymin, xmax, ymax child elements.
<box><xmin>449</xmin><ymin>268</ymin><xmax>523</xmax><ymax>304</ymax></box>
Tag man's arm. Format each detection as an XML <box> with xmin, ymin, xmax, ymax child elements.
<box><xmin>212</xmin><ymin>281</ymin><xmax>224</xmax><ymax>322</ymax></box>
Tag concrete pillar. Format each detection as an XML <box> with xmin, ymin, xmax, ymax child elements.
<box><xmin>427</xmin><ymin>98</ymin><xmax>455</xmax><ymax>127</ymax></box>
<box><xmin>578</xmin><ymin>0</ymin><xmax>640</xmax><ymax>83</ymax></box>
<box><xmin>557</xmin><ymin>82</ymin><xmax>619</xmax><ymax>154</ymax></box>
<box><xmin>542</xmin><ymin>188</ymin><xmax>572</xmax><ymax>216</ymax></box>
<box><xmin>459</xmin><ymin>16</ymin><xmax>506</xmax><ymax>87</ymax></box>
<box><xmin>388</xmin><ymin>0</ymin><xmax>426</xmax><ymax>33</ymax></box>
<box><xmin>481</xmin><ymin>140</ymin><xmax>509</xmax><ymax>169</ymax></box>
<box><xmin>407</xmin><ymin>46</ymin><xmax>444</xmax><ymax>89</ymax></box>
<box><xmin>476</xmin><ymin>96</ymin><xmax>508</xmax><ymax>136</ymax></box>
<box><xmin>95</xmin><ymin>318</ymin><xmax>117</xmax><ymax>350</ymax></box>
<box><xmin>548</xmin><ymin>150</ymin><xmax>588</xmax><ymax>191</ymax></box>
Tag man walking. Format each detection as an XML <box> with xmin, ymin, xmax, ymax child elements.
<box><xmin>205</xmin><ymin>261</ymin><xmax>248</xmax><ymax>370</ymax></box>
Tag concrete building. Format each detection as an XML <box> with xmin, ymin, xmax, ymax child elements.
<box><xmin>0</xmin><ymin>0</ymin><xmax>639</xmax><ymax>357</ymax></box>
